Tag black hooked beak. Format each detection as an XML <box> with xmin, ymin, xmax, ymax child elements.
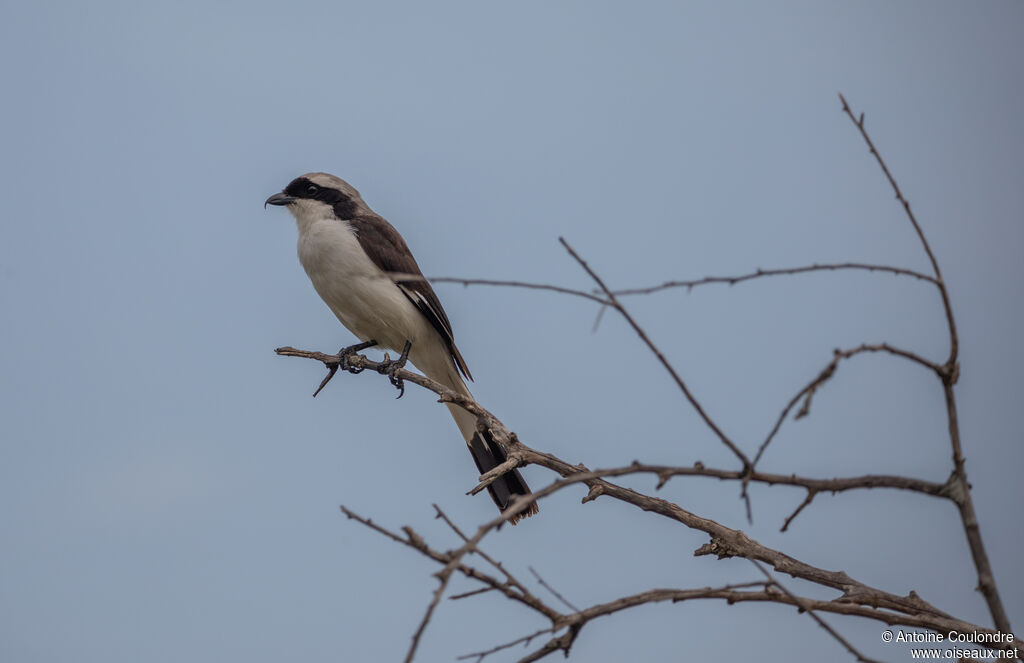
<box><xmin>264</xmin><ymin>192</ymin><xmax>296</xmax><ymax>208</ymax></box>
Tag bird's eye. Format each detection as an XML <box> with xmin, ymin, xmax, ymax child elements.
<box><xmin>306</xmin><ymin>184</ymin><xmax>319</xmax><ymax>195</ymax></box>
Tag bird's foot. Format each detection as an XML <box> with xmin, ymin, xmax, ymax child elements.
<box><xmin>312</xmin><ymin>339</ymin><xmax>378</xmax><ymax>397</ymax></box>
<box><xmin>338</xmin><ymin>339</ymin><xmax>378</xmax><ymax>374</ymax></box>
<box><xmin>377</xmin><ymin>340</ymin><xmax>412</xmax><ymax>399</ymax></box>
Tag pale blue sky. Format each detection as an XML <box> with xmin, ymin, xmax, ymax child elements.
<box><xmin>1</xmin><ymin>2</ymin><xmax>1021</xmax><ymax>661</ymax></box>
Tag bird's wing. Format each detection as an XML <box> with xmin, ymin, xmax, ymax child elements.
<box><xmin>348</xmin><ymin>215</ymin><xmax>472</xmax><ymax>381</ymax></box>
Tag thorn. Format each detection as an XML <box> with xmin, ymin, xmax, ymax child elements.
<box><xmin>312</xmin><ymin>364</ymin><xmax>338</xmax><ymax>397</ymax></box>
<box><xmin>582</xmin><ymin>484</ymin><xmax>604</xmax><ymax>503</ymax></box>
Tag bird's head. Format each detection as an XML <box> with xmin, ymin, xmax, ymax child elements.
<box><xmin>265</xmin><ymin>172</ymin><xmax>367</xmax><ymax>221</ymax></box>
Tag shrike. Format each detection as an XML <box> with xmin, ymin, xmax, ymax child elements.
<box><xmin>265</xmin><ymin>172</ymin><xmax>536</xmax><ymax>523</ymax></box>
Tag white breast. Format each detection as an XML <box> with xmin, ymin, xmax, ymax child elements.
<box><xmin>294</xmin><ymin>213</ymin><xmax>427</xmax><ymax>353</ymax></box>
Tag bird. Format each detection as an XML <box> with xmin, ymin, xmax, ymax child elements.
<box><xmin>265</xmin><ymin>172</ymin><xmax>537</xmax><ymax>523</ymax></box>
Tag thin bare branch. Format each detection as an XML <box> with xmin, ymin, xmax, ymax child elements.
<box><xmin>781</xmin><ymin>490</ymin><xmax>818</xmax><ymax>533</ymax></box>
<box><xmin>449</xmin><ymin>586</ymin><xmax>497</xmax><ymax>601</ymax></box>
<box><xmin>941</xmin><ymin>380</ymin><xmax>1010</xmax><ymax>631</ymax></box>
<box><xmin>750</xmin><ymin>560</ymin><xmax>884</xmax><ymax>663</ymax></box>
<box><xmin>433</xmin><ymin>504</ymin><xmax>551</xmax><ymax>614</ymax></box>
<box><xmin>469</xmin><ymin>456</ymin><xmax>524</xmax><ymax>496</ymax></box>
<box><xmin>838</xmin><ymin>94</ymin><xmax>957</xmax><ymax>366</ymax></box>
<box><xmin>457</xmin><ymin>626</ymin><xmax>557</xmax><ymax>662</ymax></box>
<box><xmin>520</xmin><ymin>455</ymin><xmax>950</xmax><ymax>534</ymax></box>
<box><xmin>529</xmin><ymin>567</ymin><xmax>580</xmax><ymax>613</ymax></box>
<box><xmin>835</xmin><ymin>342</ymin><xmax>942</xmax><ymax>373</ymax></box>
<box><xmin>405</xmin><ymin>558</ymin><xmax>454</xmax><ymax>663</ymax></box>
<box><xmin>610</xmin><ymin>262</ymin><xmax>938</xmax><ymax>296</ymax></box>
<box><xmin>426</xmin><ymin>261</ymin><xmax>938</xmax><ymax>307</ymax></box>
<box><xmin>396</xmin><ymin>483</ymin><xmax>584</xmax><ymax>661</ymax></box>
<box><xmin>517</xmin><ymin>627</ymin><xmax>581</xmax><ymax>663</ymax></box>
<box><xmin>432</xmin><ymin>503</ymin><xmax>472</xmax><ymax>542</ymax></box>
<box><xmin>335</xmin><ymin>505</ymin><xmax>540</xmax><ymax>663</ymax></box>
<box><xmin>839</xmin><ymin>94</ymin><xmax>1007</xmax><ymax>633</ymax></box>
<box><xmin>339</xmin><ymin>505</ymin><xmax>562</xmax><ymax>620</ymax></box>
<box><xmin>557</xmin><ymin>237</ymin><xmax>751</xmax><ymax>470</ymax></box>
<box><xmin>754</xmin><ymin>342</ymin><xmax>942</xmax><ymax>468</ymax></box>
<box><xmin>428</xmin><ymin>276</ymin><xmax>610</xmax><ymax>305</ymax></box>
<box><xmin>637</xmin><ymin>461</ymin><xmax>948</xmax><ymax>499</ymax></box>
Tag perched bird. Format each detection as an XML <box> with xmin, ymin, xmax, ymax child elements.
<box><xmin>265</xmin><ymin>172</ymin><xmax>537</xmax><ymax>523</ymax></box>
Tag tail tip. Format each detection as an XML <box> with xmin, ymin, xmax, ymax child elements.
<box><xmin>505</xmin><ymin>501</ymin><xmax>540</xmax><ymax>526</ymax></box>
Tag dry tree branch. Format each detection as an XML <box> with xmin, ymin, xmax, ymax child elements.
<box><xmin>405</xmin><ymin>552</ymin><xmax>455</xmax><ymax>662</ymax></box>
<box><xmin>427</xmin><ymin>277</ymin><xmax>610</xmax><ymax>305</ymax></box>
<box><xmin>556</xmin><ymin>237</ymin><xmax>751</xmax><ymax>472</ymax></box>
<box><xmin>529</xmin><ymin>567</ymin><xmax>580</xmax><ymax>613</ymax></box>
<box><xmin>336</xmin><ymin>505</ymin><xmax>561</xmax><ymax>621</ymax></box>
<box><xmin>554</xmin><ymin>237</ymin><xmax>771</xmax><ymax>524</ymax></box>
<box><xmin>389</xmin><ymin>473</ymin><xmax>610</xmax><ymax>662</ymax></box>
<box><xmin>339</xmin><ymin>496</ymin><xmax>1020</xmax><ymax>661</ymax></box>
<box><xmin>753</xmin><ymin>342</ymin><xmax>942</xmax><ymax>468</ymax></box>
<box><xmin>457</xmin><ymin>626</ymin><xmax>559</xmax><ymax>663</ymax></box>
<box><xmin>837</xmin><ymin>94</ymin><xmax>957</xmax><ymax>366</ymax></box>
<box><xmin>449</xmin><ymin>586</ymin><xmax>497</xmax><ymax>601</ymax></box>
<box><xmin>429</xmin><ymin>250</ymin><xmax>952</xmax><ymax>529</ymax></box>
<box><xmin>287</xmin><ymin>336</ymin><xmax>950</xmax><ymax>515</ymax></box>
<box><xmin>608</xmin><ymin>262</ymin><xmax>939</xmax><ymax>295</ymax></box>
<box><xmin>428</xmin><ymin>250</ymin><xmax>955</xmax><ymax>529</ymax></box>
<box><xmin>839</xmin><ymin>94</ymin><xmax>1007</xmax><ymax>634</ymax></box>
<box><xmin>432</xmin><ymin>504</ymin><xmax>560</xmax><ymax>617</ymax></box>
<box><xmin>280</xmin><ymin>343</ymin><xmax>1019</xmax><ymax>659</ymax></box>
<box><xmin>749</xmin><ymin>560</ymin><xmax>884</xmax><ymax>663</ymax></box>
<box><xmin>636</xmin><ymin>462</ymin><xmax>948</xmax><ymax>497</ymax></box>
<box><xmin>611</xmin><ymin>460</ymin><xmax>952</xmax><ymax>532</ymax></box>
<box><xmin>427</xmin><ymin>261</ymin><xmax>938</xmax><ymax>306</ymax></box>
<box><xmin>338</xmin><ymin>504</ymin><xmax>561</xmax><ymax>663</ymax></box>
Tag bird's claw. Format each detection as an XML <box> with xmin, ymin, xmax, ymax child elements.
<box><xmin>388</xmin><ymin>370</ymin><xmax>405</xmax><ymax>399</ymax></box>
<box><xmin>377</xmin><ymin>340</ymin><xmax>412</xmax><ymax>399</ymax></box>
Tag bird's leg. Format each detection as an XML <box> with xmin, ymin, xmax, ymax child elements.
<box><xmin>378</xmin><ymin>340</ymin><xmax>412</xmax><ymax>399</ymax></box>
<box><xmin>312</xmin><ymin>339</ymin><xmax>378</xmax><ymax>397</ymax></box>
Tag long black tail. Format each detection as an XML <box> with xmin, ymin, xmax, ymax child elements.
<box><xmin>468</xmin><ymin>430</ymin><xmax>538</xmax><ymax>524</ymax></box>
